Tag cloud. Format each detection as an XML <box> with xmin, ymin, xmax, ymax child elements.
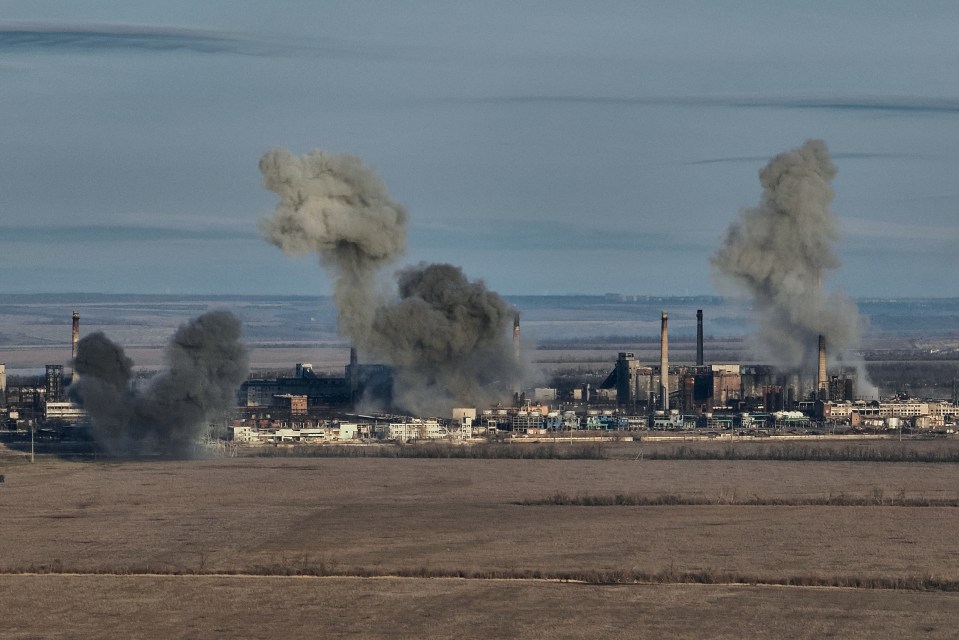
<box><xmin>686</xmin><ymin>152</ymin><xmax>923</xmax><ymax>166</ymax></box>
<box><xmin>0</xmin><ymin>224</ymin><xmax>258</xmax><ymax>243</ymax></box>
<box><xmin>841</xmin><ymin>216</ymin><xmax>959</xmax><ymax>244</ymax></box>
<box><xmin>470</xmin><ymin>94</ymin><xmax>959</xmax><ymax>115</ymax></box>
<box><xmin>0</xmin><ymin>23</ymin><xmax>265</xmax><ymax>54</ymax></box>
<box><xmin>413</xmin><ymin>218</ymin><xmax>714</xmax><ymax>252</ymax></box>
<box><xmin>0</xmin><ymin>22</ymin><xmax>395</xmax><ymax>59</ymax></box>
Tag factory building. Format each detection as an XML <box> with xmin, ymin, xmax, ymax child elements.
<box><xmin>600</xmin><ymin>310</ymin><xmax>861</xmax><ymax>416</ymax></box>
<box><xmin>45</xmin><ymin>365</ymin><xmax>64</xmax><ymax>403</ymax></box>
<box><xmin>386</xmin><ymin>419</ymin><xmax>450</xmax><ymax>441</ymax></box>
<box><xmin>44</xmin><ymin>401</ymin><xmax>88</xmax><ymax>423</ymax></box>
<box><xmin>239</xmin><ymin>358</ymin><xmax>394</xmax><ymax>412</ymax></box>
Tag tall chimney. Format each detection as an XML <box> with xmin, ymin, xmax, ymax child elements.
<box><xmin>513</xmin><ymin>313</ymin><xmax>521</xmax><ymax>362</ymax></box>
<box><xmin>696</xmin><ymin>309</ymin><xmax>704</xmax><ymax>366</ymax></box>
<box><xmin>349</xmin><ymin>346</ymin><xmax>358</xmax><ymax>404</ymax></box>
<box><xmin>512</xmin><ymin>313</ymin><xmax>521</xmax><ymax>394</ymax></box>
<box><xmin>660</xmin><ymin>311</ymin><xmax>669</xmax><ymax>411</ymax></box>
<box><xmin>817</xmin><ymin>334</ymin><xmax>827</xmax><ymax>400</ymax></box>
<box><xmin>71</xmin><ymin>311</ymin><xmax>80</xmax><ymax>379</ymax></box>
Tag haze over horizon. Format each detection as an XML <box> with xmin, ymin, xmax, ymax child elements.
<box><xmin>2</xmin><ymin>2</ymin><xmax>958</xmax><ymax>298</ymax></box>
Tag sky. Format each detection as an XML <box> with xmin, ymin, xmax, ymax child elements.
<box><xmin>1</xmin><ymin>1</ymin><xmax>958</xmax><ymax>298</ymax></box>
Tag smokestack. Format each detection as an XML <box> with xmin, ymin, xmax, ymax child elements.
<box><xmin>71</xmin><ymin>311</ymin><xmax>80</xmax><ymax>377</ymax></box>
<box><xmin>512</xmin><ymin>313</ymin><xmax>521</xmax><ymax>395</ymax></box>
<box><xmin>696</xmin><ymin>309</ymin><xmax>704</xmax><ymax>367</ymax></box>
<box><xmin>660</xmin><ymin>311</ymin><xmax>669</xmax><ymax>411</ymax></box>
<box><xmin>349</xmin><ymin>346</ymin><xmax>358</xmax><ymax>404</ymax></box>
<box><xmin>513</xmin><ymin>313</ymin><xmax>520</xmax><ymax>362</ymax></box>
<box><xmin>817</xmin><ymin>334</ymin><xmax>827</xmax><ymax>400</ymax></box>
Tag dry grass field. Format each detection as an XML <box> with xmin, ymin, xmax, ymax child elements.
<box><xmin>3</xmin><ymin>575</ymin><xmax>958</xmax><ymax>639</ymax></box>
<box><xmin>2</xmin><ymin>445</ymin><xmax>959</xmax><ymax>637</ymax></box>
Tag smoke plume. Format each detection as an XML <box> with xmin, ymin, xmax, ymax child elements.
<box><xmin>69</xmin><ymin>310</ymin><xmax>249</xmax><ymax>456</ymax></box>
<box><xmin>259</xmin><ymin>148</ymin><xmax>520</xmax><ymax>415</ymax></box>
<box><xmin>371</xmin><ymin>263</ymin><xmax>518</xmax><ymax>415</ymax></box>
<box><xmin>258</xmin><ymin>148</ymin><xmax>408</xmax><ymax>340</ymax></box>
<box><xmin>712</xmin><ymin>139</ymin><xmax>873</xmax><ymax>393</ymax></box>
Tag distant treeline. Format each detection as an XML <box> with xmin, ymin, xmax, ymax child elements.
<box><xmin>9</xmin><ymin>562</ymin><xmax>959</xmax><ymax>593</ymax></box>
<box><xmin>244</xmin><ymin>442</ymin><xmax>608</xmax><ymax>460</ymax></box>
<box><xmin>518</xmin><ymin>492</ymin><xmax>959</xmax><ymax>507</ymax></box>
<box><xmin>644</xmin><ymin>443</ymin><xmax>959</xmax><ymax>463</ymax></box>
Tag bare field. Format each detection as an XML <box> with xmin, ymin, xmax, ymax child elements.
<box><xmin>2</xmin><ymin>575</ymin><xmax>958</xmax><ymax>640</ymax></box>
<box><xmin>2</xmin><ymin>454</ymin><xmax>958</xmax><ymax>578</ymax></box>
<box><xmin>2</xmin><ymin>452</ymin><xmax>959</xmax><ymax>637</ymax></box>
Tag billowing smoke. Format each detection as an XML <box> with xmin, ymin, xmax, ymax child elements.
<box><xmin>712</xmin><ymin>139</ymin><xmax>874</xmax><ymax>394</ymax></box>
<box><xmin>69</xmin><ymin>310</ymin><xmax>249</xmax><ymax>456</ymax></box>
<box><xmin>259</xmin><ymin>148</ymin><xmax>520</xmax><ymax>415</ymax></box>
<box><xmin>258</xmin><ymin>148</ymin><xmax>408</xmax><ymax>341</ymax></box>
<box><xmin>371</xmin><ymin>263</ymin><xmax>517</xmax><ymax>415</ymax></box>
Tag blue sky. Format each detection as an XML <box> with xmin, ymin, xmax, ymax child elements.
<box><xmin>1</xmin><ymin>1</ymin><xmax>957</xmax><ymax>297</ymax></box>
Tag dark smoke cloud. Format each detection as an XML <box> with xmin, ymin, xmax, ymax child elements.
<box><xmin>371</xmin><ymin>263</ymin><xmax>519</xmax><ymax>415</ymax></box>
<box><xmin>259</xmin><ymin>148</ymin><xmax>408</xmax><ymax>341</ymax></box>
<box><xmin>712</xmin><ymin>139</ymin><xmax>874</xmax><ymax>393</ymax></box>
<box><xmin>69</xmin><ymin>310</ymin><xmax>249</xmax><ymax>456</ymax></box>
<box><xmin>259</xmin><ymin>148</ymin><xmax>521</xmax><ymax>415</ymax></box>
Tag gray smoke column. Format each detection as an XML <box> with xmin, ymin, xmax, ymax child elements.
<box><xmin>712</xmin><ymin>140</ymin><xmax>872</xmax><ymax>391</ymax></box>
<box><xmin>370</xmin><ymin>263</ymin><xmax>519</xmax><ymax>415</ymax></box>
<box><xmin>69</xmin><ymin>310</ymin><xmax>249</xmax><ymax>456</ymax></box>
<box><xmin>258</xmin><ymin>148</ymin><xmax>521</xmax><ymax>415</ymax></box>
<box><xmin>258</xmin><ymin>148</ymin><xmax>408</xmax><ymax>340</ymax></box>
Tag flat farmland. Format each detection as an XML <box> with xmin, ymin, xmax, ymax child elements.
<box><xmin>2</xmin><ymin>575</ymin><xmax>958</xmax><ymax>640</ymax></box>
<box><xmin>2</xmin><ymin>450</ymin><xmax>959</xmax><ymax>637</ymax></box>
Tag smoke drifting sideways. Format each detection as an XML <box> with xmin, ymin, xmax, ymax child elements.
<box><xmin>712</xmin><ymin>139</ymin><xmax>875</xmax><ymax>394</ymax></box>
<box><xmin>259</xmin><ymin>148</ymin><xmax>522</xmax><ymax>416</ymax></box>
<box><xmin>69</xmin><ymin>310</ymin><xmax>249</xmax><ymax>457</ymax></box>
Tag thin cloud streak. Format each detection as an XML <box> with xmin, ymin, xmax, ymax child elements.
<box><xmin>469</xmin><ymin>94</ymin><xmax>959</xmax><ymax>115</ymax></box>
<box><xmin>0</xmin><ymin>224</ymin><xmax>258</xmax><ymax>243</ymax></box>
<box><xmin>687</xmin><ymin>152</ymin><xmax>924</xmax><ymax>166</ymax></box>
<box><xmin>0</xmin><ymin>22</ymin><xmax>388</xmax><ymax>59</ymax></box>
<box><xmin>0</xmin><ymin>23</ymin><xmax>261</xmax><ymax>54</ymax></box>
<box><xmin>841</xmin><ymin>217</ymin><xmax>959</xmax><ymax>244</ymax></box>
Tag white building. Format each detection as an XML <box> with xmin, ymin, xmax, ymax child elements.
<box><xmin>44</xmin><ymin>401</ymin><xmax>87</xmax><ymax>422</ymax></box>
<box><xmin>335</xmin><ymin>422</ymin><xmax>358</xmax><ymax>440</ymax></box>
<box><xmin>386</xmin><ymin>419</ymin><xmax>447</xmax><ymax>441</ymax></box>
<box><xmin>229</xmin><ymin>425</ymin><xmax>256</xmax><ymax>443</ymax></box>
<box><xmin>878</xmin><ymin>401</ymin><xmax>929</xmax><ymax>419</ymax></box>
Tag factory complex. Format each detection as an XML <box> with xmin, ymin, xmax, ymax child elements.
<box><xmin>3</xmin><ymin>309</ymin><xmax>958</xmax><ymax>453</ymax></box>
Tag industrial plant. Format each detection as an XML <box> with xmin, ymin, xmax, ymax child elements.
<box><xmin>2</xmin><ymin>141</ymin><xmax>957</xmax><ymax>453</ymax></box>
<box><xmin>3</xmin><ymin>305</ymin><xmax>957</xmax><ymax>456</ymax></box>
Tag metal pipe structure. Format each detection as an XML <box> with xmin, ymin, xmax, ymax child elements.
<box><xmin>696</xmin><ymin>309</ymin><xmax>704</xmax><ymax>367</ymax></box>
<box><xmin>660</xmin><ymin>311</ymin><xmax>669</xmax><ymax>412</ymax></box>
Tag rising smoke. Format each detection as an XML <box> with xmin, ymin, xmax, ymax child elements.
<box><xmin>69</xmin><ymin>310</ymin><xmax>249</xmax><ymax>456</ymax></box>
<box><xmin>259</xmin><ymin>148</ymin><xmax>521</xmax><ymax>415</ymax></box>
<box><xmin>712</xmin><ymin>139</ymin><xmax>874</xmax><ymax>392</ymax></box>
<box><xmin>258</xmin><ymin>148</ymin><xmax>408</xmax><ymax>341</ymax></box>
<box><xmin>371</xmin><ymin>263</ymin><xmax>517</xmax><ymax>415</ymax></box>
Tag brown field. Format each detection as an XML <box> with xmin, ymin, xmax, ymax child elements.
<box><xmin>2</xmin><ymin>446</ymin><xmax>959</xmax><ymax>637</ymax></box>
<box><xmin>3</xmin><ymin>575</ymin><xmax>958</xmax><ymax>639</ymax></box>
